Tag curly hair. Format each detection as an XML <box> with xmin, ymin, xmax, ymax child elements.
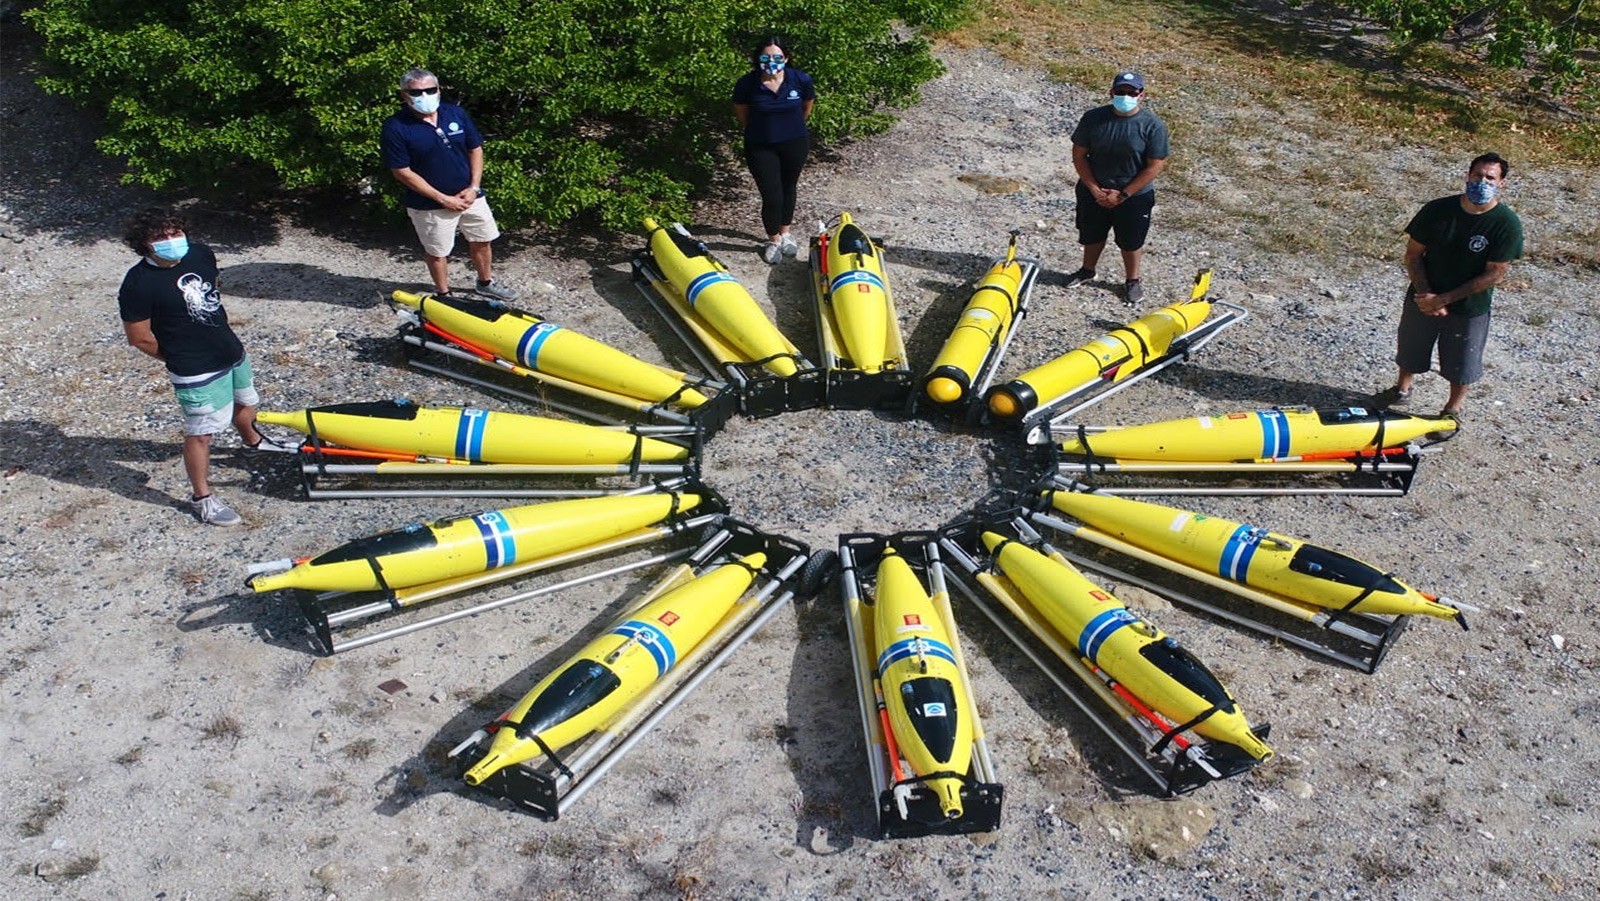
<box><xmin>122</xmin><ymin>207</ymin><xmax>187</xmax><ymax>255</ymax></box>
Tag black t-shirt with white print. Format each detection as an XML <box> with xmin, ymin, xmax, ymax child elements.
<box><xmin>118</xmin><ymin>243</ymin><xmax>244</xmax><ymax>376</ymax></box>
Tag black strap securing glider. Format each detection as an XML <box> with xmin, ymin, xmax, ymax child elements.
<box><xmin>497</xmin><ymin>719</ymin><xmax>574</xmax><ymax>780</ymax></box>
<box><xmin>1151</xmin><ymin>705</ymin><xmax>1220</xmax><ymax>757</ymax></box>
<box><xmin>1110</xmin><ymin>325</ymin><xmax>1153</xmax><ymax>363</ymax></box>
<box><xmin>1356</xmin><ymin>414</ymin><xmax>1391</xmax><ymax>473</ymax></box>
<box><xmin>627</xmin><ymin>428</ymin><xmax>646</xmax><ymax>480</ymax></box>
<box><xmin>1322</xmin><ymin>573</ymin><xmax>1394</xmax><ymax>629</ymax></box>
<box><xmin>365</xmin><ymin>557</ymin><xmax>392</xmax><ymax>594</ymax></box>
<box><xmin>1071</xmin><ymin>424</ymin><xmax>1110</xmax><ymax>474</ymax></box>
<box><xmin>305</xmin><ymin>410</ymin><xmax>331</xmax><ymax>475</ymax></box>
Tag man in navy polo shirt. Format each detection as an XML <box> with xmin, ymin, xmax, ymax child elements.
<box><xmin>381</xmin><ymin>67</ymin><xmax>518</xmax><ymax>301</ymax></box>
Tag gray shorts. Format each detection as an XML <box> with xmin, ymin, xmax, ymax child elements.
<box><xmin>1395</xmin><ymin>300</ymin><xmax>1490</xmax><ymax>385</ymax></box>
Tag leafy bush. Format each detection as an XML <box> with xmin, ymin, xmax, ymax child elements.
<box><xmin>24</xmin><ymin>0</ymin><xmax>969</xmax><ymax>228</ymax></box>
<box><xmin>1335</xmin><ymin>0</ymin><xmax>1595</xmax><ymax>92</ymax></box>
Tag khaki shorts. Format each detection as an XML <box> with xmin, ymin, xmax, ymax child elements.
<box><xmin>172</xmin><ymin>356</ymin><xmax>259</xmax><ymax>436</ymax></box>
<box><xmin>406</xmin><ymin>196</ymin><xmax>501</xmax><ymax>257</ymax></box>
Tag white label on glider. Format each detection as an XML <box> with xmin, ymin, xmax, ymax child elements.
<box><xmin>1198</xmin><ymin>416</ymin><xmax>1213</xmax><ymax>429</ymax></box>
<box><xmin>1169</xmin><ymin>512</ymin><xmax>1191</xmax><ymax>532</ymax></box>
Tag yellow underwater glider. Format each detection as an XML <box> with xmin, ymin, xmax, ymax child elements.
<box><xmin>257</xmin><ymin>399</ymin><xmax>691</xmax><ymax>466</ymax></box>
<box><xmin>248</xmin><ymin>491</ymin><xmax>702</xmax><ymax>595</ymax></box>
<box><xmin>1044</xmin><ymin>489</ymin><xmax>1463</xmax><ymax>623</ymax></box>
<box><xmin>392</xmin><ymin>289</ymin><xmax>727</xmax><ymax>426</ymax></box>
<box><xmin>840</xmin><ymin>534</ymin><xmax>1001</xmax><ymax>837</ymax></box>
<box><xmin>923</xmin><ymin>231</ymin><xmax>1038</xmax><ymax>410</ymax></box>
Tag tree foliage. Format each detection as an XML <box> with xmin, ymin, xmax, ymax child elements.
<box><xmin>1337</xmin><ymin>0</ymin><xmax>1595</xmax><ymax>91</ymax></box>
<box><xmin>24</xmin><ymin>0</ymin><xmax>968</xmax><ymax>228</ymax></box>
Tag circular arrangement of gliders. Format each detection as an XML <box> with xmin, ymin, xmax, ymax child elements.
<box><xmin>249</xmin><ymin>218</ymin><xmax>1462</xmax><ymax>836</ymax></box>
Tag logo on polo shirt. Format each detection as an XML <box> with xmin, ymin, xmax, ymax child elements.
<box><xmin>788</xmin><ymin>90</ymin><xmax>799</xmax><ymax>100</ymax></box>
<box><xmin>1468</xmin><ymin>235</ymin><xmax>1488</xmax><ymax>253</ymax></box>
<box><xmin>447</xmin><ymin>121</ymin><xmax>462</xmax><ymax>135</ymax></box>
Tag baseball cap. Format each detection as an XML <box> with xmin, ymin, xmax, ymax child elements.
<box><xmin>1111</xmin><ymin>72</ymin><xmax>1145</xmax><ymax>92</ymax></box>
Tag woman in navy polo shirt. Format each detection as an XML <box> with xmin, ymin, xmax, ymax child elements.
<box><xmin>732</xmin><ymin>38</ymin><xmax>815</xmax><ymax>263</ymax></box>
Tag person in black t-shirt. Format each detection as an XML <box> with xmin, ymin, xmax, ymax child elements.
<box><xmin>118</xmin><ymin>207</ymin><xmax>262</xmax><ymax>526</ymax></box>
<box><xmin>1372</xmin><ymin>152</ymin><xmax>1524</xmax><ymax>419</ymax></box>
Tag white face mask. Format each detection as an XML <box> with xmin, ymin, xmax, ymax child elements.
<box><xmin>408</xmin><ymin>90</ymin><xmax>441</xmax><ymax>115</ymax></box>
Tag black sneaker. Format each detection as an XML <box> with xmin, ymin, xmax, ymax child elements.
<box><xmin>1061</xmin><ymin>267</ymin><xmax>1095</xmax><ymax>288</ymax></box>
<box><xmin>1371</xmin><ymin>385</ymin><xmax>1412</xmax><ymax>409</ymax></box>
<box><xmin>1124</xmin><ymin>279</ymin><xmax>1144</xmax><ymax>305</ymax></box>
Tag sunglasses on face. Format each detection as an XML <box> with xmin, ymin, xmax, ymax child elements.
<box><xmin>405</xmin><ymin>86</ymin><xmax>440</xmax><ymax>97</ymax></box>
<box><xmin>759</xmin><ymin>54</ymin><xmax>786</xmax><ymax>63</ymax></box>
<box><xmin>1113</xmin><ymin>88</ymin><xmax>1142</xmax><ymax>96</ymax></box>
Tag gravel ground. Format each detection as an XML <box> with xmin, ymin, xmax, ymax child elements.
<box><xmin>2</xmin><ymin>33</ymin><xmax>1598</xmax><ymax>901</ymax></box>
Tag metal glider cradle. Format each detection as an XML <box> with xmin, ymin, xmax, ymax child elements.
<box><xmin>1054</xmin><ymin>406</ymin><xmax>1459</xmax><ymax>496</ymax></box>
<box><xmin>808</xmin><ymin>213</ymin><xmax>915</xmax><ymax>411</ymax></box>
<box><xmin>390</xmin><ymin>289</ymin><xmax>736</xmax><ymax>433</ymax></box>
<box><xmin>1033</xmin><ymin>479</ymin><xmax>1469</xmax><ymax>672</ymax></box>
<box><xmin>256</xmin><ymin>399</ymin><xmax>702</xmax><ymax>499</ymax></box>
<box><xmin>632</xmin><ymin>219</ymin><xmax>823</xmax><ymax>417</ymax></box>
<box><xmin>245</xmin><ymin>479</ymin><xmax>724</xmax><ymax>654</ymax></box>
<box><xmin>838</xmin><ymin>533</ymin><xmax>1003</xmax><ymax>837</ymax></box>
<box><xmin>985</xmin><ymin>269</ymin><xmax>1248</xmax><ymax>443</ymax></box>
<box><xmin>920</xmin><ymin>230</ymin><xmax>1039</xmax><ymax>421</ymax></box>
<box><xmin>449</xmin><ymin>519</ymin><xmax>819</xmax><ymax>819</ymax></box>
<box><xmin>938</xmin><ymin>514</ymin><xmax>1272</xmax><ymax>796</ymax></box>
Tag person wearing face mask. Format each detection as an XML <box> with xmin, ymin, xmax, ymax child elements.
<box><xmin>732</xmin><ymin>38</ymin><xmax>815</xmax><ymax>263</ymax></box>
<box><xmin>1373</xmin><ymin>152</ymin><xmax>1524</xmax><ymax>419</ymax></box>
<box><xmin>118</xmin><ymin>207</ymin><xmax>263</xmax><ymax>526</ymax></box>
<box><xmin>381</xmin><ymin>67</ymin><xmax>519</xmax><ymax>302</ymax></box>
<box><xmin>1062</xmin><ymin>71</ymin><xmax>1170</xmax><ymax>305</ymax></box>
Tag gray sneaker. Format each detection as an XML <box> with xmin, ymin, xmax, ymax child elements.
<box><xmin>760</xmin><ymin>241</ymin><xmax>782</xmax><ymax>264</ymax></box>
<box><xmin>474</xmin><ymin>279</ymin><xmax>520</xmax><ymax>302</ymax></box>
<box><xmin>1124</xmin><ymin>279</ymin><xmax>1144</xmax><ymax>305</ymax></box>
<box><xmin>192</xmin><ymin>493</ymin><xmax>243</xmax><ymax>527</ymax></box>
<box><xmin>779</xmin><ymin>233</ymin><xmax>800</xmax><ymax>258</ymax></box>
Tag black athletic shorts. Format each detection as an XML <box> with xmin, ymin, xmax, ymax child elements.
<box><xmin>1075</xmin><ymin>181</ymin><xmax>1156</xmax><ymax>251</ymax></box>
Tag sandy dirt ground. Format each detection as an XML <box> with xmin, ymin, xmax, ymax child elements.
<box><xmin>3</xmin><ymin>34</ymin><xmax>1598</xmax><ymax>901</ymax></box>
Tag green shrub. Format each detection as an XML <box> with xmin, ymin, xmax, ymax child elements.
<box><xmin>24</xmin><ymin>0</ymin><xmax>969</xmax><ymax>228</ymax></box>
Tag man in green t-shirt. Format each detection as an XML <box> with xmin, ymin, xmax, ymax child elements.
<box><xmin>1374</xmin><ymin>152</ymin><xmax>1524</xmax><ymax>418</ymax></box>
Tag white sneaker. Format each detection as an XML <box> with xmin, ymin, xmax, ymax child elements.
<box><xmin>778</xmin><ymin>233</ymin><xmax>799</xmax><ymax>258</ymax></box>
<box><xmin>192</xmin><ymin>494</ymin><xmax>243</xmax><ymax>527</ymax></box>
<box><xmin>760</xmin><ymin>241</ymin><xmax>782</xmax><ymax>264</ymax></box>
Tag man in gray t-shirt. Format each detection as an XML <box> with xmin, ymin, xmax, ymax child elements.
<box><xmin>1065</xmin><ymin>71</ymin><xmax>1171</xmax><ymax>305</ymax></box>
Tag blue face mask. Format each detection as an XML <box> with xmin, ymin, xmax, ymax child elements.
<box><xmin>409</xmin><ymin>91</ymin><xmax>441</xmax><ymax>115</ymax></box>
<box><xmin>759</xmin><ymin>53</ymin><xmax>786</xmax><ymax>76</ymax></box>
<box><xmin>1465</xmin><ymin>179</ymin><xmax>1498</xmax><ymax>205</ymax></box>
<box><xmin>150</xmin><ymin>236</ymin><xmax>188</xmax><ymax>262</ymax></box>
<box><xmin>1111</xmin><ymin>94</ymin><xmax>1140</xmax><ymax>114</ymax></box>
